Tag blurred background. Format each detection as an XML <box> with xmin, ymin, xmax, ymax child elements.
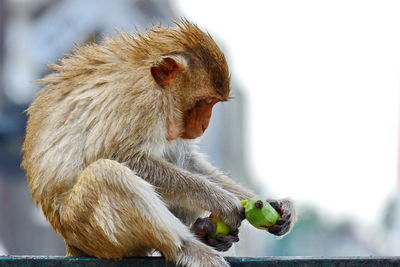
<box><xmin>0</xmin><ymin>0</ymin><xmax>399</xmax><ymax>257</ymax></box>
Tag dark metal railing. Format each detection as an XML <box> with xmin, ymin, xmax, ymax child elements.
<box><xmin>1</xmin><ymin>256</ymin><xmax>400</xmax><ymax>267</ymax></box>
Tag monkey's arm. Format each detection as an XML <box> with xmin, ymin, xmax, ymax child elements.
<box><xmin>186</xmin><ymin>150</ymin><xmax>255</xmax><ymax>200</ymax></box>
<box><xmin>129</xmin><ymin>155</ymin><xmax>244</xmax><ymax>229</ymax></box>
<box><xmin>185</xmin><ymin>150</ymin><xmax>296</xmax><ymax>237</ymax></box>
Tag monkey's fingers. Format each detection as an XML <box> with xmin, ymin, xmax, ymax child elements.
<box><xmin>206</xmin><ymin>233</ymin><xmax>239</xmax><ymax>252</ymax></box>
<box><xmin>216</xmin><ymin>234</ymin><xmax>239</xmax><ymax>244</ymax></box>
<box><xmin>268</xmin><ymin>213</ymin><xmax>292</xmax><ymax>236</ymax></box>
<box><xmin>267</xmin><ymin>199</ymin><xmax>283</xmax><ymax>215</ymax></box>
<box><xmin>229</xmin><ymin>228</ymin><xmax>239</xmax><ymax>237</ymax></box>
<box><xmin>191</xmin><ymin>218</ymin><xmax>216</xmax><ymax>239</ymax></box>
<box><xmin>266</xmin><ymin>199</ymin><xmax>295</xmax><ymax>236</ymax></box>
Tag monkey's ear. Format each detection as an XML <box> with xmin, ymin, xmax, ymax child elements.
<box><xmin>151</xmin><ymin>57</ymin><xmax>184</xmax><ymax>87</ymax></box>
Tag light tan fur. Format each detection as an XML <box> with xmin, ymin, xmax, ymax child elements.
<box><xmin>22</xmin><ymin>21</ymin><xmax>255</xmax><ymax>266</ymax></box>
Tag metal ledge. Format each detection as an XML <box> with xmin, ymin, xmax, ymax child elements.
<box><xmin>1</xmin><ymin>256</ymin><xmax>400</xmax><ymax>266</ymax></box>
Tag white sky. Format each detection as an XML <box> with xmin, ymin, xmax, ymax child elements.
<box><xmin>175</xmin><ymin>0</ymin><xmax>400</xmax><ymax>226</ymax></box>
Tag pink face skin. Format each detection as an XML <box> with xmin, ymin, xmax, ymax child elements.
<box><xmin>181</xmin><ymin>98</ymin><xmax>220</xmax><ymax>139</ymax></box>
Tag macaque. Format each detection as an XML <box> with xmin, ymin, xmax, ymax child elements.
<box><xmin>22</xmin><ymin>21</ymin><xmax>295</xmax><ymax>267</ymax></box>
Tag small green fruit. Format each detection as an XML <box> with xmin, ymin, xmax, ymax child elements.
<box><xmin>209</xmin><ymin>216</ymin><xmax>230</xmax><ymax>238</ymax></box>
<box><xmin>242</xmin><ymin>196</ymin><xmax>280</xmax><ymax>230</ymax></box>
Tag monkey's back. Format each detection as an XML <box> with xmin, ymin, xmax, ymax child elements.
<box><xmin>24</xmin><ymin>81</ymin><xmax>165</xmax><ymax>193</ymax></box>
<box><xmin>22</xmin><ymin>21</ymin><xmax>231</xmax><ymax>234</ymax></box>
<box><xmin>22</xmin><ymin>84</ymin><xmax>90</xmax><ymax>222</ymax></box>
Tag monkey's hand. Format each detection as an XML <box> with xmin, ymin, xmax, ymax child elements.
<box><xmin>267</xmin><ymin>198</ymin><xmax>296</xmax><ymax>236</ymax></box>
<box><xmin>191</xmin><ymin>217</ymin><xmax>239</xmax><ymax>252</ymax></box>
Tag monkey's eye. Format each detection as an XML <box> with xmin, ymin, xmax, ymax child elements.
<box><xmin>197</xmin><ymin>97</ymin><xmax>219</xmax><ymax>104</ymax></box>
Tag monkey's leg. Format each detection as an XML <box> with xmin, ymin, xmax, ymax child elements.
<box><xmin>61</xmin><ymin>159</ymin><xmax>229</xmax><ymax>266</ymax></box>
<box><xmin>65</xmin><ymin>244</ymin><xmax>88</xmax><ymax>257</ymax></box>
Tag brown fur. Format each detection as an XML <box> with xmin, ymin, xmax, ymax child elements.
<box><xmin>22</xmin><ymin>21</ymin><xmax>291</xmax><ymax>266</ymax></box>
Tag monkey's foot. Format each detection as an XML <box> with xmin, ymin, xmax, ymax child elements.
<box><xmin>176</xmin><ymin>238</ymin><xmax>229</xmax><ymax>267</ymax></box>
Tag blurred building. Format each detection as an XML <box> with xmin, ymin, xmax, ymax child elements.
<box><xmin>266</xmin><ymin>206</ymin><xmax>378</xmax><ymax>256</ymax></box>
<box><xmin>2</xmin><ymin>0</ymin><xmax>393</xmax><ymax>259</ymax></box>
<box><xmin>390</xmin><ymin>193</ymin><xmax>400</xmax><ymax>253</ymax></box>
<box><xmin>0</xmin><ymin>0</ymin><xmax>261</xmax><ymax>256</ymax></box>
<box><xmin>383</xmin><ymin>182</ymin><xmax>400</xmax><ymax>254</ymax></box>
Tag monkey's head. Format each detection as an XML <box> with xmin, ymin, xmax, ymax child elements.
<box><xmin>37</xmin><ymin>20</ymin><xmax>230</xmax><ymax>150</ymax></box>
<box><xmin>134</xmin><ymin>21</ymin><xmax>231</xmax><ymax>140</ymax></box>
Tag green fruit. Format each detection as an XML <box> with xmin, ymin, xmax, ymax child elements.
<box><xmin>208</xmin><ymin>196</ymin><xmax>281</xmax><ymax>237</ymax></box>
<box><xmin>209</xmin><ymin>216</ymin><xmax>230</xmax><ymax>238</ymax></box>
<box><xmin>242</xmin><ymin>197</ymin><xmax>280</xmax><ymax>230</ymax></box>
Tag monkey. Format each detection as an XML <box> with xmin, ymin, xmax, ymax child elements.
<box><xmin>21</xmin><ymin>20</ymin><xmax>295</xmax><ymax>267</ymax></box>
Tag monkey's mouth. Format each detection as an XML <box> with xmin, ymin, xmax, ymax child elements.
<box><xmin>181</xmin><ymin>97</ymin><xmax>219</xmax><ymax>139</ymax></box>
